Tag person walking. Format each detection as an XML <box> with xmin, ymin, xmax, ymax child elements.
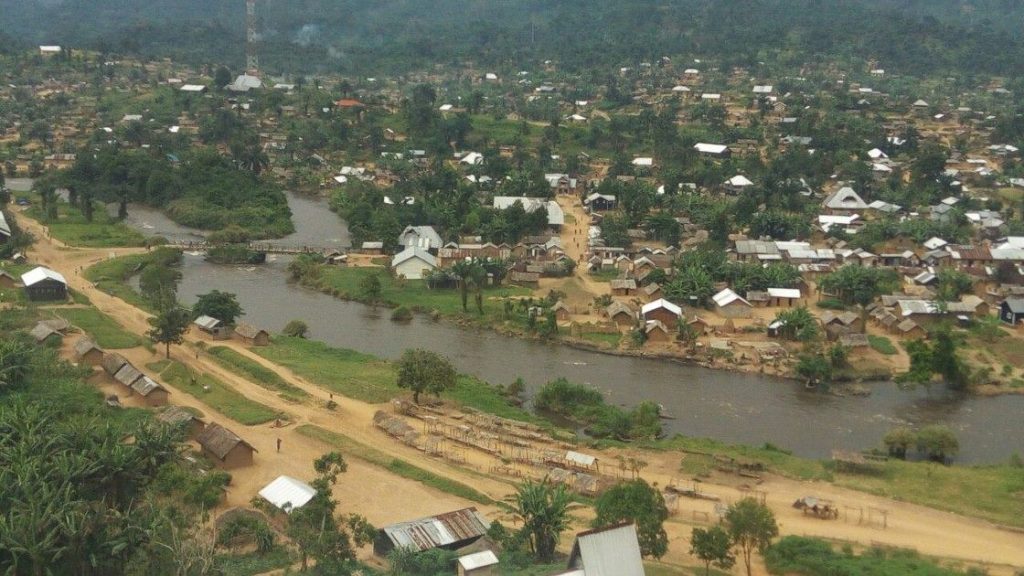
<box><xmin>276</xmin><ymin>438</ymin><xmax>282</xmax><ymax>452</ymax></box>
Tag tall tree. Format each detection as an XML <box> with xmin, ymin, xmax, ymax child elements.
<box><xmin>593</xmin><ymin>479</ymin><xmax>669</xmax><ymax>558</ymax></box>
<box><xmin>724</xmin><ymin>498</ymin><xmax>779</xmax><ymax>576</ymax></box>
<box><xmin>191</xmin><ymin>290</ymin><xmax>243</xmax><ymax>324</ymax></box>
<box><xmin>690</xmin><ymin>526</ymin><xmax>735</xmax><ymax>576</ymax></box>
<box><xmin>396</xmin><ymin>349</ymin><xmax>457</xmax><ymax>404</ymax></box>
<box><xmin>148</xmin><ymin>305</ymin><xmax>191</xmax><ymax>358</ymax></box>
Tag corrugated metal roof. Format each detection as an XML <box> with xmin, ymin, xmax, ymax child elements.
<box><xmin>21</xmin><ymin>266</ymin><xmax>66</xmax><ymax>287</ymax></box>
<box><xmin>259</xmin><ymin>475</ymin><xmax>317</xmax><ymax>512</ymax></box>
<box><xmin>193</xmin><ymin>315</ymin><xmax>222</xmax><ymax>330</ymax></box>
<box><xmin>568</xmin><ymin>523</ymin><xmax>644</xmax><ymax>576</ymax></box>
<box><xmin>457</xmin><ymin>550</ymin><xmax>499</xmax><ymax>570</ymax></box>
<box><xmin>566</xmin><ymin>451</ymin><xmax>598</xmax><ymax>467</ymax></box>
<box><xmin>131</xmin><ymin>376</ymin><xmax>165</xmax><ymax>397</ymax></box>
<box><xmin>380</xmin><ymin>507</ymin><xmax>489</xmax><ymax>552</ymax></box>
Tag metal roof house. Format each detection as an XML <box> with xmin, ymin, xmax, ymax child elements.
<box><xmin>258</xmin><ymin>475</ymin><xmax>317</xmax><ymax>513</ymax></box>
<box><xmin>392</xmin><ymin>246</ymin><xmax>438</xmax><ymax>280</ymax></box>
<box><xmin>21</xmin><ymin>266</ymin><xmax>67</xmax><ymax>301</ymax></box>
<box><xmin>193</xmin><ymin>315</ymin><xmax>231</xmax><ymax>340</ymax></box>
<box><xmin>556</xmin><ymin>523</ymin><xmax>644</xmax><ymax>576</ymax></box>
<box><xmin>374</xmin><ymin>507</ymin><xmax>490</xmax><ymax>556</ymax></box>
<box><xmin>0</xmin><ymin>210</ymin><xmax>11</xmax><ymax>241</ymax></box>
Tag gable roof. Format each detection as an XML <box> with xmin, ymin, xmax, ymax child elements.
<box><xmin>392</xmin><ymin>246</ymin><xmax>438</xmax><ymax>269</ymax></box>
<box><xmin>29</xmin><ymin>322</ymin><xmax>59</xmax><ymax>343</ymax></box>
<box><xmin>713</xmin><ymin>288</ymin><xmax>751</xmax><ymax>308</ymax></box>
<box><xmin>234</xmin><ymin>322</ymin><xmax>268</xmax><ymax>340</ymax></box>
<box><xmin>823</xmin><ymin>187</ymin><xmax>868</xmax><ymax>210</ymax></box>
<box><xmin>399</xmin><ymin>225</ymin><xmax>444</xmax><ymax>250</ymax></box>
<box><xmin>197</xmin><ymin>423</ymin><xmax>255</xmax><ymax>460</ymax></box>
<box><xmin>641</xmin><ymin>298</ymin><xmax>682</xmax><ymax>317</ymax></box>
<box><xmin>378</xmin><ymin>507</ymin><xmax>489</xmax><ymax>553</ymax></box>
<box><xmin>131</xmin><ymin>376</ymin><xmax>166</xmax><ymax>397</ymax></box>
<box><xmin>73</xmin><ymin>337</ymin><xmax>101</xmax><ymax>357</ymax></box>
<box><xmin>21</xmin><ymin>266</ymin><xmax>66</xmax><ymax>287</ymax></box>
<box><xmin>156</xmin><ymin>406</ymin><xmax>202</xmax><ymax>428</ymax></box>
<box><xmin>1003</xmin><ymin>298</ymin><xmax>1024</xmax><ymax>314</ymax></box>
<box><xmin>102</xmin><ymin>352</ymin><xmax>129</xmax><ymax>375</ymax></box>
<box><xmin>113</xmin><ymin>363</ymin><xmax>144</xmax><ymax>387</ymax></box>
<box><xmin>606</xmin><ymin>301</ymin><xmax>635</xmax><ymax>319</ymax></box>
<box><xmin>259</xmin><ymin>475</ymin><xmax>317</xmax><ymax>512</ymax></box>
<box><xmin>566</xmin><ymin>523</ymin><xmax>644</xmax><ymax>576</ymax></box>
<box><xmin>492</xmin><ymin>197</ymin><xmax>565</xmax><ymax>226</ymax></box>
<box><xmin>193</xmin><ymin>315</ymin><xmax>223</xmax><ymax>330</ymax></box>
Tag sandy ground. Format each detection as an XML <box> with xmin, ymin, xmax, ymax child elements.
<box><xmin>16</xmin><ymin>211</ymin><xmax>1024</xmax><ymax>574</ymax></box>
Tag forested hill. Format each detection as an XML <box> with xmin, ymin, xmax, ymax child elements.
<box><xmin>3</xmin><ymin>0</ymin><xmax>1024</xmax><ymax>77</ymax></box>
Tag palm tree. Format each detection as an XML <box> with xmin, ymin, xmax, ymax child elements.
<box><xmin>505</xmin><ymin>480</ymin><xmax>578</xmax><ymax>562</ymax></box>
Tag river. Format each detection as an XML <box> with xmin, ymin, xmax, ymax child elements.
<box><xmin>124</xmin><ymin>191</ymin><xmax>1024</xmax><ymax>463</ymax></box>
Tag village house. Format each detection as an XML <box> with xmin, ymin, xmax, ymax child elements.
<box><xmin>258</xmin><ymin>475</ymin><xmax>317</xmax><ymax>513</ymax></box>
<box><xmin>73</xmin><ymin>337</ymin><xmax>104</xmax><ymax>366</ymax></box>
<box><xmin>29</xmin><ymin>322</ymin><xmax>61</xmax><ymax>345</ymax></box>
<box><xmin>374</xmin><ymin>508</ymin><xmax>490</xmax><ymax>557</ymax></box>
<box><xmin>156</xmin><ymin>406</ymin><xmax>205</xmax><ymax>440</ymax></box>
<box><xmin>492</xmin><ymin>197</ymin><xmax>565</xmax><ymax>228</ymax></box>
<box><xmin>234</xmin><ymin>322</ymin><xmax>270</xmax><ymax>346</ymax></box>
<box><xmin>130</xmin><ymin>376</ymin><xmax>169</xmax><ymax>407</ymax></box>
<box><xmin>767</xmin><ymin>287</ymin><xmax>802</xmax><ymax>307</ymax></box>
<box><xmin>644</xmin><ymin>320</ymin><xmax>671</xmax><ymax>343</ymax></box>
<box><xmin>1000</xmin><ymin>298</ymin><xmax>1024</xmax><ymax>325</ymax></box>
<box><xmin>102</xmin><ymin>352</ymin><xmax>129</xmax><ymax>377</ymax></box>
<box><xmin>609</xmin><ymin>278</ymin><xmax>636</xmax><ymax>296</ymax></box>
<box><xmin>391</xmin><ymin>246</ymin><xmax>438</xmax><ymax>280</ymax></box>
<box><xmin>0</xmin><ymin>270</ymin><xmax>18</xmax><ymax>289</ymax></box>
<box><xmin>552</xmin><ymin>300</ymin><xmax>571</xmax><ymax>321</ymax></box>
<box><xmin>606</xmin><ymin>301</ymin><xmax>636</xmax><ymax>327</ymax></box>
<box><xmin>398</xmin><ymin>225</ymin><xmax>444</xmax><ymax>251</ymax></box>
<box><xmin>822</xmin><ymin>187</ymin><xmax>869</xmax><ymax>215</ymax></box>
<box><xmin>193</xmin><ymin>315</ymin><xmax>231</xmax><ymax>340</ymax></box>
<box><xmin>641</xmin><ymin>298</ymin><xmax>682</xmax><ymax>325</ymax></box>
<box><xmin>558</xmin><ymin>523</ymin><xmax>645</xmax><ymax>576</ymax></box>
<box><xmin>0</xmin><ymin>211</ymin><xmax>11</xmax><ymax>244</ymax></box>
<box><xmin>641</xmin><ymin>282</ymin><xmax>663</xmax><ymax>302</ymax></box>
<box><xmin>197</xmin><ymin>423</ymin><xmax>257</xmax><ymax>468</ymax></box>
<box><xmin>457</xmin><ymin>550</ymin><xmax>499</xmax><ymax>576</ymax></box>
<box><xmin>713</xmin><ymin>288</ymin><xmax>753</xmax><ymax>318</ymax></box>
<box><xmin>21</xmin><ymin>266</ymin><xmax>67</xmax><ymax>301</ymax></box>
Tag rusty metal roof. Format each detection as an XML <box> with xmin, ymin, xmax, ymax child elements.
<box><xmin>380</xmin><ymin>507</ymin><xmax>489</xmax><ymax>552</ymax></box>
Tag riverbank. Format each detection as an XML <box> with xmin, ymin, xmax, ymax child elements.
<box><xmin>11</xmin><ymin>208</ymin><xmax>1024</xmax><ymax>573</ymax></box>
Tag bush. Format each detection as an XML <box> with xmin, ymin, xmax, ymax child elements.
<box><xmin>868</xmin><ymin>335</ymin><xmax>898</xmax><ymax>355</ymax></box>
<box><xmin>816</xmin><ymin>298</ymin><xmax>847</xmax><ymax>310</ymax></box>
<box><xmin>534</xmin><ymin>378</ymin><xmax>662</xmax><ymax>440</ymax></box>
<box><xmin>390</xmin><ymin>306</ymin><xmax>413</xmax><ymax>322</ymax></box>
<box><xmin>282</xmin><ymin>320</ymin><xmax>309</xmax><ymax>338</ymax></box>
<box><xmin>216</xmin><ymin>514</ymin><xmax>276</xmax><ymax>553</ymax></box>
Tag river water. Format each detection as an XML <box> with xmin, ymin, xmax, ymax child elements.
<box><xmin>125</xmin><ymin>192</ymin><xmax>1024</xmax><ymax>463</ymax></box>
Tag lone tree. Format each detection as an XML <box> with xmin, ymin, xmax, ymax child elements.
<box><xmin>192</xmin><ymin>290</ymin><xmax>243</xmax><ymax>325</ymax></box>
<box><xmin>148</xmin><ymin>305</ymin><xmax>191</xmax><ymax>358</ymax></box>
<box><xmin>396</xmin><ymin>348</ymin><xmax>457</xmax><ymax>404</ymax></box>
<box><xmin>505</xmin><ymin>479</ymin><xmax>578</xmax><ymax>562</ymax></box>
<box><xmin>690</xmin><ymin>526</ymin><xmax>735</xmax><ymax>576</ymax></box>
<box><xmin>724</xmin><ymin>498</ymin><xmax>779</xmax><ymax>576</ymax></box>
<box><xmin>359</xmin><ymin>272</ymin><xmax>382</xmax><ymax>305</ymax></box>
<box><xmin>282</xmin><ymin>319</ymin><xmax>309</xmax><ymax>338</ymax></box>
<box><xmin>916</xmin><ymin>424</ymin><xmax>959</xmax><ymax>463</ymax></box>
<box><xmin>593</xmin><ymin>479</ymin><xmax>669</xmax><ymax>558</ymax></box>
<box><xmin>883</xmin><ymin>426</ymin><xmax>916</xmax><ymax>459</ymax></box>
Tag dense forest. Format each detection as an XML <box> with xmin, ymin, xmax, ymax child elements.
<box><xmin>3</xmin><ymin>1</ymin><xmax>1024</xmax><ymax>77</ymax></box>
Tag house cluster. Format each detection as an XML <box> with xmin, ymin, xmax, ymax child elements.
<box><xmin>192</xmin><ymin>316</ymin><xmax>270</xmax><ymax>346</ymax></box>
<box><xmin>100</xmin><ymin>351</ymin><xmax>170</xmax><ymax>407</ymax></box>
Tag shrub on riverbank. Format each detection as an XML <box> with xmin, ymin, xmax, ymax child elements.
<box><xmin>205</xmin><ymin>244</ymin><xmax>266</xmax><ymax>265</ymax></box>
<box><xmin>764</xmin><ymin>536</ymin><xmax>971</xmax><ymax>576</ymax></box>
<box><xmin>84</xmin><ymin>248</ymin><xmax>184</xmax><ymax>312</ymax></box>
<box><xmin>535</xmin><ymin>378</ymin><xmax>662</xmax><ymax>440</ymax></box>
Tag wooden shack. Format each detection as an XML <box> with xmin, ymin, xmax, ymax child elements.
<box><xmin>233</xmin><ymin>322</ymin><xmax>270</xmax><ymax>346</ymax></box>
<box><xmin>197</xmin><ymin>423</ymin><xmax>257</xmax><ymax>468</ymax></box>
<box><xmin>156</xmin><ymin>406</ymin><xmax>205</xmax><ymax>439</ymax></box>
<box><xmin>73</xmin><ymin>337</ymin><xmax>104</xmax><ymax>366</ymax></box>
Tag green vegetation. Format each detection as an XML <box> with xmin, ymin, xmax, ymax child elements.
<box><xmin>868</xmin><ymin>335</ymin><xmax>898</xmax><ymax>355</ymax></box>
<box><xmin>159</xmin><ymin>361</ymin><xmax>279</xmax><ymax>425</ymax></box>
<box><xmin>312</xmin><ymin>265</ymin><xmax>531</xmax><ymax>320</ymax></box>
<box><xmin>53</xmin><ymin>307</ymin><xmax>143</xmax><ymax>349</ymax></box>
<box><xmin>84</xmin><ymin>248</ymin><xmax>183</xmax><ymax>312</ymax></box>
<box><xmin>215</xmin><ymin>548</ymin><xmax>295</xmax><ymax>576</ymax></box>
<box><xmin>764</xmin><ymin>536</ymin><xmax>970</xmax><ymax>576</ymax></box>
<box><xmin>579</xmin><ymin>331</ymin><xmax>621</xmax><ymax>348</ymax></box>
<box><xmin>206</xmin><ymin>345</ymin><xmax>310</xmax><ymax>401</ymax></box>
<box><xmin>535</xmin><ymin>377</ymin><xmax>662</xmax><ymax>440</ymax></box>
<box><xmin>205</xmin><ymin>244</ymin><xmax>266</xmax><ymax>265</ymax></box>
<box><xmin>296</xmin><ymin>424</ymin><xmax>495</xmax><ymax>505</ymax></box>
<box><xmin>254</xmin><ymin>336</ymin><xmax>398</xmax><ymax>403</ymax></box>
<box><xmin>28</xmin><ymin>200</ymin><xmax>146</xmax><ymax>247</ymax></box>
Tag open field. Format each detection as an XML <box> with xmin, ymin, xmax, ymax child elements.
<box><xmin>159</xmin><ymin>361</ymin><xmax>281</xmax><ymax>425</ymax></box>
<box><xmin>206</xmin><ymin>345</ymin><xmax>310</xmax><ymax>401</ymax></box>
<box><xmin>52</xmin><ymin>306</ymin><xmax>144</xmax><ymax>349</ymax></box>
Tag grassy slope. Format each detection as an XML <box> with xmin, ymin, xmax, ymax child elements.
<box><xmin>28</xmin><ymin>201</ymin><xmax>146</xmax><ymax>248</ymax></box>
<box><xmin>53</xmin><ymin>307</ymin><xmax>144</xmax><ymax>349</ymax></box>
<box><xmin>159</xmin><ymin>361</ymin><xmax>280</xmax><ymax>425</ymax></box>
<box><xmin>206</xmin><ymin>345</ymin><xmax>310</xmax><ymax>402</ymax></box>
<box><xmin>84</xmin><ymin>252</ymin><xmax>160</xmax><ymax>312</ymax></box>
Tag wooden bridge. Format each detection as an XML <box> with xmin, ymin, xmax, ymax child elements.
<box><xmin>164</xmin><ymin>240</ymin><xmax>342</xmax><ymax>256</ymax></box>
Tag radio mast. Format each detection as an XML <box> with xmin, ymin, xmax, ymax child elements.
<box><xmin>246</xmin><ymin>0</ymin><xmax>259</xmax><ymax>74</ymax></box>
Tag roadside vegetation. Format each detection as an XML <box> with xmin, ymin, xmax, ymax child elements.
<box><xmin>158</xmin><ymin>361</ymin><xmax>281</xmax><ymax>425</ymax></box>
<box><xmin>206</xmin><ymin>345</ymin><xmax>309</xmax><ymax>401</ymax></box>
<box><xmin>52</xmin><ymin>307</ymin><xmax>144</xmax><ymax>349</ymax></box>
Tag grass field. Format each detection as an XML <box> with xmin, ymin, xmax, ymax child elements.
<box><xmin>28</xmin><ymin>201</ymin><xmax>146</xmax><ymax>248</ymax></box>
<box><xmin>255</xmin><ymin>336</ymin><xmax>539</xmax><ymax>421</ymax></box>
<box><xmin>297</xmin><ymin>424</ymin><xmax>495</xmax><ymax>505</ymax></box>
<box><xmin>580</xmin><ymin>332</ymin><xmax>621</xmax><ymax>348</ymax></box>
<box><xmin>206</xmin><ymin>346</ymin><xmax>310</xmax><ymax>402</ymax></box>
<box><xmin>254</xmin><ymin>337</ymin><xmax>398</xmax><ymax>403</ymax></box>
<box><xmin>53</xmin><ymin>307</ymin><xmax>143</xmax><ymax>349</ymax></box>
<box><xmin>159</xmin><ymin>362</ymin><xmax>280</xmax><ymax>425</ymax></box>
<box><xmin>868</xmin><ymin>335</ymin><xmax>898</xmax><ymax>355</ymax></box>
<box><xmin>316</xmin><ymin>266</ymin><xmax>531</xmax><ymax>320</ymax></box>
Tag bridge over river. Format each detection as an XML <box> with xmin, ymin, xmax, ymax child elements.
<box><xmin>163</xmin><ymin>240</ymin><xmax>343</xmax><ymax>256</ymax></box>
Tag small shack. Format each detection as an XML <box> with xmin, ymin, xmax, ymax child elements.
<box><xmin>73</xmin><ymin>337</ymin><xmax>104</xmax><ymax>366</ymax></box>
<box><xmin>29</xmin><ymin>322</ymin><xmax>61</xmax><ymax>344</ymax></box>
<box><xmin>21</xmin><ymin>266</ymin><xmax>67</xmax><ymax>301</ymax></box>
<box><xmin>457</xmin><ymin>550</ymin><xmax>499</xmax><ymax>576</ymax></box>
<box><xmin>1000</xmin><ymin>298</ymin><xmax>1024</xmax><ymax>325</ymax></box>
<box><xmin>193</xmin><ymin>315</ymin><xmax>231</xmax><ymax>340</ymax></box>
<box><xmin>258</xmin><ymin>475</ymin><xmax>317</xmax><ymax>513</ymax></box>
<box><xmin>130</xmin><ymin>375</ymin><xmax>169</xmax><ymax>407</ymax></box>
<box><xmin>552</xmin><ymin>300</ymin><xmax>571</xmax><ymax>321</ymax></box>
<box><xmin>374</xmin><ymin>507</ymin><xmax>490</xmax><ymax>557</ymax></box>
<box><xmin>0</xmin><ymin>270</ymin><xmax>18</xmax><ymax>289</ymax></box>
<box><xmin>644</xmin><ymin>320</ymin><xmax>671</xmax><ymax>343</ymax></box>
<box><xmin>197</xmin><ymin>423</ymin><xmax>257</xmax><ymax>468</ymax></box>
<box><xmin>156</xmin><ymin>406</ymin><xmax>205</xmax><ymax>439</ymax></box>
<box><xmin>234</xmin><ymin>322</ymin><xmax>270</xmax><ymax>346</ymax></box>
<box><xmin>606</xmin><ymin>301</ymin><xmax>636</xmax><ymax>327</ymax></box>
<box><xmin>563</xmin><ymin>450</ymin><xmax>600</xmax><ymax>473</ymax></box>
<box><xmin>113</xmin><ymin>363</ymin><xmax>144</xmax><ymax>389</ymax></box>
<box><xmin>102</xmin><ymin>352</ymin><xmax>129</xmax><ymax>376</ymax></box>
